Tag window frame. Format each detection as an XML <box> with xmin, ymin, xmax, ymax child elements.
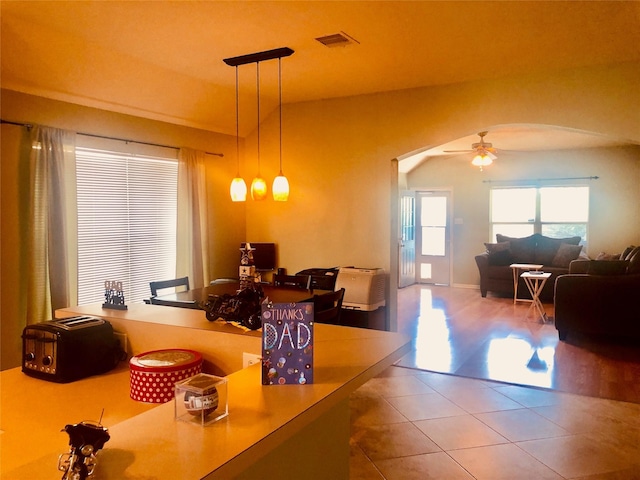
<box><xmin>490</xmin><ymin>185</ymin><xmax>589</xmax><ymax>245</ymax></box>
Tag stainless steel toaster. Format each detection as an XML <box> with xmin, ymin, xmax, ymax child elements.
<box><xmin>22</xmin><ymin>316</ymin><xmax>122</xmax><ymax>383</ymax></box>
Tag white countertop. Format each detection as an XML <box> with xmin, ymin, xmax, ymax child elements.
<box><xmin>2</xmin><ymin>303</ymin><xmax>410</xmax><ymax>479</ymax></box>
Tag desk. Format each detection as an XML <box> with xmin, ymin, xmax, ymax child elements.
<box><xmin>151</xmin><ymin>283</ymin><xmax>316</xmax><ymax>308</ymax></box>
<box><xmin>521</xmin><ymin>271</ymin><xmax>552</xmax><ymax>322</ymax></box>
<box><xmin>510</xmin><ymin>263</ymin><xmax>543</xmax><ymax>304</ymax></box>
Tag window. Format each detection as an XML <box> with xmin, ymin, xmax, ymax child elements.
<box><xmin>76</xmin><ymin>146</ymin><xmax>178</xmax><ymax>304</ymax></box>
<box><xmin>490</xmin><ymin>186</ymin><xmax>589</xmax><ymax>244</ymax></box>
<box><xmin>420</xmin><ymin>196</ymin><xmax>447</xmax><ymax>256</ymax></box>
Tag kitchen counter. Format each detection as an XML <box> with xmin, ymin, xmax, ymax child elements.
<box><xmin>1</xmin><ymin>303</ymin><xmax>410</xmax><ymax>479</ymax></box>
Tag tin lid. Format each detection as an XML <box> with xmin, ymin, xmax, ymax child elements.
<box><xmin>129</xmin><ymin>349</ymin><xmax>202</xmax><ymax>373</ymax></box>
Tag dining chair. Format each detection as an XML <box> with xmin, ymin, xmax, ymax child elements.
<box><xmin>149</xmin><ymin>276</ymin><xmax>190</xmax><ymax>297</ymax></box>
<box><xmin>313</xmin><ymin>288</ymin><xmax>345</xmax><ymax>325</ymax></box>
<box><xmin>273</xmin><ymin>274</ymin><xmax>311</xmax><ymax>290</ymax></box>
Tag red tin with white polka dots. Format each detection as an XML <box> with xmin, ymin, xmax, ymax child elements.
<box><xmin>129</xmin><ymin>349</ymin><xmax>202</xmax><ymax>403</ymax></box>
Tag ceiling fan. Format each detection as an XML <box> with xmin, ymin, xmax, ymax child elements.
<box><xmin>444</xmin><ymin>131</ymin><xmax>497</xmax><ymax>170</ymax></box>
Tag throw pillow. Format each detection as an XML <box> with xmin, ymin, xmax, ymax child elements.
<box><xmin>496</xmin><ymin>234</ymin><xmax>536</xmax><ymax>263</ymax></box>
<box><xmin>587</xmin><ymin>260</ymin><xmax>629</xmax><ymax>276</ymax></box>
<box><xmin>552</xmin><ymin>243</ymin><xmax>583</xmax><ymax>268</ymax></box>
<box><xmin>485</xmin><ymin>241</ymin><xmax>513</xmax><ymax>266</ymax></box>
<box><xmin>534</xmin><ymin>235</ymin><xmax>582</xmax><ymax>265</ymax></box>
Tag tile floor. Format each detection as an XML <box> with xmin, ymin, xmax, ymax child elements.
<box><xmin>349</xmin><ymin>366</ymin><xmax>640</xmax><ymax>479</ymax></box>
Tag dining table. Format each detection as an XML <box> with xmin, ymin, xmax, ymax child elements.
<box><xmin>149</xmin><ymin>282</ymin><xmax>318</xmax><ymax>309</ymax></box>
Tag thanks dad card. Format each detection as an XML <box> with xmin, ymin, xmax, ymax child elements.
<box><xmin>261</xmin><ymin>302</ymin><xmax>313</xmax><ymax>385</ymax></box>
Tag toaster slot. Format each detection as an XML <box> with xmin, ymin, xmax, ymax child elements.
<box><xmin>55</xmin><ymin>316</ymin><xmax>104</xmax><ymax>330</ymax></box>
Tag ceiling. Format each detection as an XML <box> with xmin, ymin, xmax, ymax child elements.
<box><xmin>398</xmin><ymin>125</ymin><xmax>636</xmax><ymax>173</ymax></box>
<box><xmin>2</xmin><ymin>1</ymin><xmax>639</xmax><ymax>154</ymax></box>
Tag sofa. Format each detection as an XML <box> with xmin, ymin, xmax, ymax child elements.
<box><xmin>554</xmin><ymin>245</ymin><xmax>640</xmax><ymax>341</ymax></box>
<box><xmin>475</xmin><ymin>233</ymin><xmax>584</xmax><ymax>302</ymax></box>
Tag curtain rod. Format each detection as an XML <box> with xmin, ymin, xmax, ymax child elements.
<box><xmin>483</xmin><ymin>176</ymin><xmax>599</xmax><ymax>183</ymax></box>
<box><xmin>1</xmin><ymin>119</ymin><xmax>224</xmax><ymax>157</ymax></box>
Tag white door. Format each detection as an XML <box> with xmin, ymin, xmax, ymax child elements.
<box><xmin>417</xmin><ymin>191</ymin><xmax>451</xmax><ymax>285</ymax></box>
<box><xmin>398</xmin><ymin>191</ymin><xmax>416</xmax><ymax>288</ymax></box>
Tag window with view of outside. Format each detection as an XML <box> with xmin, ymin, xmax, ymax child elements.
<box><xmin>76</xmin><ymin>146</ymin><xmax>178</xmax><ymax>305</ymax></box>
<box><xmin>490</xmin><ymin>186</ymin><xmax>589</xmax><ymax>244</ymax></box>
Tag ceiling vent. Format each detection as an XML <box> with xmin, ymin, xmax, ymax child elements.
<box><xmin>315</xmin><ymin>31</ymin><xmax>359</xmax><ymax>48</ymax></box>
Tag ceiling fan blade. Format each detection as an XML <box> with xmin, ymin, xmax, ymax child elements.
<box><xmin>443</xmin><ymin>149</ymin><xmax>473</xmax><ymax>153</ymax></box>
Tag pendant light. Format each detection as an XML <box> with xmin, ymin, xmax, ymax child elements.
<box><xmin>230</xmin><ymin>66</ymin><xmax>247</xmax><ymax>201</ymax></box>
<box><xmin>250</xmin><ymin>61</ymin><xmax>267</xmax><ymax>200</ymax></box>
<box><xmin>223</xmin><ymin>47</ymin><xmax>294</xmax><ymax>201</ymax></box>
<box><xmin>272</xmin><ymin>57</ymin><xmax>289</xmax><ymax>201</ymax></box>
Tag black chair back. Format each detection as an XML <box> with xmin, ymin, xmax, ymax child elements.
<box><xmin>150</xmin><ymin>276</ymin><xmax>190</xmax><ymax>297</ymax></box>
<box><xmin>313</xmin><ymin>288</ymin><xmax>345</xmax><ymax>325</ymax></box>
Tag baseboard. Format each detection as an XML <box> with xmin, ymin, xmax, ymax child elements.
<box><xmin>451</xmin><ymin>283</ymin><xmax>480</xmax><ymax>290</ymax></box>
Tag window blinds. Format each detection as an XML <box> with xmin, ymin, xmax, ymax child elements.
<box><xmin>76</xmin><ymin>147</ymin><xmax>178</xmax><ymax>304</ymax></box>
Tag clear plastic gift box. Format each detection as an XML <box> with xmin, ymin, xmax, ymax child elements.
<box><xmin>174</xmin><ymin>373</ymin><xmax>228</xmax><ymax>426</ymax></box>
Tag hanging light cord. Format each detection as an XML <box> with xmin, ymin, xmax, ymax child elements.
<box><xmin>256</xmin><ymin>62</ymin><xmax>261</xmax><ymax>174</ymax></box>
<box><xmin>278</xmin><ymin>57</ymin><xmax>283</xmax><ymax>175</ymax></box>
<box><xmin>235</xmin><ymin>66</ymin><xmax>240</xmax><ymax>175</ymax></box>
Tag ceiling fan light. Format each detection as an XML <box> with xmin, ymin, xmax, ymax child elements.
<box><xmin>251</xmin><ymin>176</ymin><xmax>268</xmax><ymax>200</ymax></box>
<box><xmin>472</xmin><ymin>153</ymin><xmax>493</xmax><ymax>167</ymax></box>
<box><xmin>230</xmin><ymin>177</ymin><xmax>247</xmax><ymax>202</ymax></box>
<box><xmin>272</xmin><ymin>174</ymin><xmax>289</xmax><ymax>201</ymax></box>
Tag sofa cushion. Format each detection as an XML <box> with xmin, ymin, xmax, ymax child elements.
<box><xmin>552</xmin><ymin>243</ymin><xmax>583</xmax><ymax>268</ymax></box>
<box><xmin>569</xmin><ymin>259</ymin><xmax>590</xmax><ymax>274</ymax></box>
<box><xmin>627</xmin><ymin>246</ymin><xmax>640</xmax><ymax>274</ymax></box>
<box><xmin>487</xmin><ymin>265</ymin><xmax>514</xmax><ymax>280</ymax></box>
<box><xmin>587</xmin><ymin>260</ymin><xmax>630</xmax><ymax>276</ymax></box>
<box><xmin>534</xmin><ymin>235</ymin><xmax>582</xmax><ymax>265</ymax></box>
<box><xmin>496</xmin><ymin>234</ymin><xmax>536</xmax><ymax>263</ymax></box>
<box><xmin>484</xmin><ymin>241</ymin><xmax>513</xmax><ymax>266</ymax></box>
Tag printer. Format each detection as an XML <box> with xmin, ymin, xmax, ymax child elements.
<box><xmin>335</xmin><ymin>267</ymin><xmax>386</xmax><ymax>311</ymax></box>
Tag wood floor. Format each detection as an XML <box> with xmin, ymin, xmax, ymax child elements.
<box><xmin>394</xmin><ymin>284</ymin><xmax>640</xmax><ymax>404</ymax></box>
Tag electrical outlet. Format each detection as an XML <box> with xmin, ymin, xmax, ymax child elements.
<box><xmin>114</xmin><ymin>331</ymin><xmax>128</xmax><ymax>357</ymax></box>
<box><xmin>242</xmin><ymin>352</ymin><xmax>261</xmax><ymax>369</ymax></box>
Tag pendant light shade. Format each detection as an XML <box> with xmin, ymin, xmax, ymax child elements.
<box><xmin>272</xmin><ymin>174</ymin><xmax>289</xmax><ymax>201</ymax></box>
<box><xmin>230</xmin><ymin>176</ymin><xmax>247</xmax><ymax>201</ymax></box>
<box><xmin>251</xmin><ymin>176</ymin><xmax>268</xmax><ymax>200</ymax></box>
<box><xmin>230</xmin><ymin>66</ymin><xmax>247</xmax><ymax>201</ymax></box>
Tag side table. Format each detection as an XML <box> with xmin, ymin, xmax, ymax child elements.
<box><xmin>520</xmin><ymin>271</ymin><xmax>552</xmax><ymax>322</ymax></box>
<box><xmin>510</xmin><ymin>263</ymin><xmax>543</xmax><ymax>304</ymax></box>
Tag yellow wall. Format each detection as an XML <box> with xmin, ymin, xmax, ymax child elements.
<box><xmin>2</xmin><ymin>61</ymin><xmax>639</xmax><ymax>368</ymax></box>
<box><xmin>245</xmin><ymin>62</ymin><xmax>639</xmax><ymax>273</ymax></box>
<box><xmin>242</xmin><ymin>61</ymin><xmax>639</xmax><ymax>331</ymax></box>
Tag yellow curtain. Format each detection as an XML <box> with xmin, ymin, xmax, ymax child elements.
<box><xmin>176</xmin><ymin>148</ymin><xmax>210</xmax><ymax>288</ymax></box>
<box><xmin>26</xmin><ymin>126</ymin><xmax>77</xmax><ymax>322</ymax></box>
